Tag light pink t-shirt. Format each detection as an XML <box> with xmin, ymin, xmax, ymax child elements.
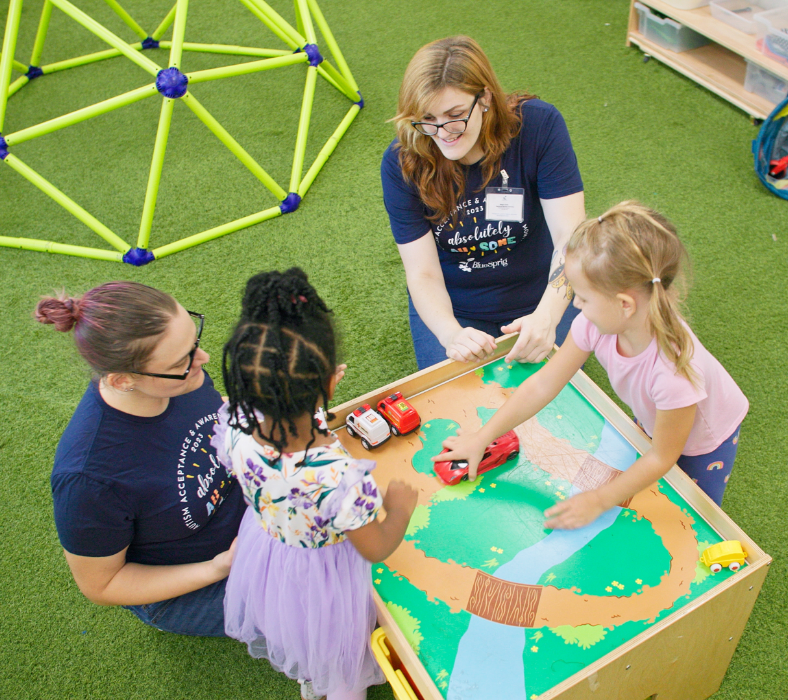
<box><xmin>571</xmin><ymin>313</ymin><xmax>748</xmax><ymax>456</ymax></box>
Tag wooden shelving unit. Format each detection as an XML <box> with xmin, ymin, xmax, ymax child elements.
<box><xmin>627</xmin><ymin>0</ymin><xmax>788</xmax><ymax>119</ymax></box>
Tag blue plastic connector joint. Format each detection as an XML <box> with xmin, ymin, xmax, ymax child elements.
<box><xmin>26</xmin><ymin>65</ymin><xmax>44</xmax><ymax>80</ymax></box>
<box><xmin>155</xmin><ymin>67</ymin><xmax>188</xmax><ymax>98</ymax></box>
<box><xmin>141</xmin><ymin>37</ymin><xmax>160</xmax><ymax>50</ymax></box>
<box><xmin>279</xmin><ymin>192</ymin><xmax>301</xmax><ymax>213</ymax></box>
<box><xmin>302</xmin><ymin>44</ymin><xmax>323</xmax><ymax>67</ymax></box>
<box><xmin>354</xmin><ymin>93</ymin><xmax>364</xmax><ymax>109</ymax></box>
<box><xmin>0</xmin><ymin>135</ymin><xmax>8</xmax><ymax>160</ymax></box>
<box><xmin>123</xmin><ymin>247</ymin><xmax>156</xmax><ymax>266</ymax></box>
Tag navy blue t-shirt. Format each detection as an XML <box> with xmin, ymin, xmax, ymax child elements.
<box><xmin>51</xmin><ymin>373</ymin><xmax>244</xmax><ymax>566</ymax></box>
<box><xmin>381</xmin><ymin>99</ymin><xmax>583</xmax><ymax>323</ymax></box>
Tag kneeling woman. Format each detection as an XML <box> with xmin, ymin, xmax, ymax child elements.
<box><xmin>382</xmin><ymin>36</ymin><xmax>586</xmax><ymax>368</ymax></box>
<box><xmin>37</xmin><ymin>282</ymin><xmax>244</xmax><ymax>636</ymax></box>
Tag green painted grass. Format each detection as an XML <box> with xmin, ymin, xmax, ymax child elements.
<box><xmin>1</xmin><ymin>0</ymin><xmax>787</xmax><ymax>697</ymax></box>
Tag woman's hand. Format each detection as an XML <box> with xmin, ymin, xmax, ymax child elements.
<box><xmin>210</xmin><ymin>537</ymin><xmax>238</xmax><ymax>579</ymax></box>
<box><xmin>543</xmin><ymin>490</ymin><xmax>607</xmax><ymax>530</ymax></box>
<box><xmin>501</xmin><ymin>308</ymin><xmax>556</xmax><ymax>364</ymax></box>
<box><xmin>445</xmin><ymin>327</ymin><xmax>497</xmax><ymax>363</ymax></box>
<box><xmin>434</xmin><ymin>430</ymin><xmax>488</xmax><ymax>481</ymax></box>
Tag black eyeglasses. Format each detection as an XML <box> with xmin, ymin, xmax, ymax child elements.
<box><xmin>411</xmin><ymin>93</ymin><xmax>483</xmax><ymax>136</ymax></box>
<box><xmin>133</xmin><ymin>311</ymin><xmax>205</xmax><ymax>380</ymax></box>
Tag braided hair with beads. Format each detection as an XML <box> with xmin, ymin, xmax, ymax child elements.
<box><xmin>222</xmin><ymin>268</ymin><xmax>338</xmax><ymax>459</ymax></box>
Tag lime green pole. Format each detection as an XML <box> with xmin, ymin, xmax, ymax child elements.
<box><xmin>0</xmin><ymin>235</ymin><xmax>125</xmax><ymax>261</ymax></box>
<box><xmin>12</xmin><ymin>59</ymin><xmax>27</xmax><ymax>73</ymax></box>
<box><xmin>167</xmin><ymin>0</ymin><xmax>188</xmax><ymax>68</ymax></box>
<box><xmin>3</xmin><ymin>154</ymin><xmax>130</xmax><ymax>251</ymax></box>
<box><xmin>152</xmin><ymin>3</ymin><xmax>176</xmax><ymax>41</ymax></box>
<box><xmin>6</xmin><ymin>84</ymin><xmax>157</xmax><ymax>146</ymax></box>
<box><xmin>152</xmin><ymin>206</ymin><xmax>282</xmax><ymax>259</ymax></box>
<box><xmin>30</xmin><ymin>0</ymin><xmax>53</xmax><ymax>66</ymax></box>
<box><xmin>293</xmin><ymin>0</ymin><xmax>305</xmax><ymax>39</ymax></box>
<box><xmin>48</xmin><ymin>0</ymin><xmax>161</xmax><ymax>76</ymax></box>
<box><xmin>41</xmin><ymin>46</ymin><xmax>135</xmax><ymax>74</ymax></box>
<box><xmin>315</xmin><ymin>64</ymin><xmax>343</xmax><ymax>94</ymax></box>
<box><xmin>294</xmin><ymin>0</ymin><xmax>316</xmax><ymax>45</ymax></box>
<box><xmin>102</xmin><ymin>0</ymin><xmax>148</xmax><ymax>41</ymax></box>
<box><xmin>289</xmin><ymin>65</ymin><xmax>317</xmax><ymax>193</ymax></box>
<box><xmin>159</xmin><ymin>42</ymin><xmax>289</xmax><ymax>58</ymax></box>
<box><xmin>187</xmin><ymin>52</ymin><xmax>307</xmax><ymax>84</ymax></box>
<box><xmin>0</xmin><ymin>0</ymin><xmax>24</xmax><ymax>132</ymax></box>
<box><xmin>136</xmin><ymin>97</ymin><xmax>175</xmax><ymax>250</ymax></box>
<box><xmin>299</xmin><ymin>102</ymin><xmax>360</xmax><ymax>198</ymax></box>
<box><xmin>180</xmin><ymin>92</ymin><xmax>287</xmax><ymax>200</ymax></box>
<box><xmin>246</xmin><ymin>0</ymin><xmax>306</xmax><ymax>48</ymax></box>
<box><xmin>317</xmin><ymin>62</ymin><xmax>358</xmax><ymax>102</ymax></box>
<box><xmin>237</xmin><ymin>0</ymin><xmax>297</xmax><ymax>50</ymax></box>
<box><xmin>8</xmin><ymin>75</ymin><xmax>27</xmax><ymax>97</ymax></box>
<box><xmin>307</xmin><ymin>0</ymin><xmax>358</xmax><ymax>93</ymax></box>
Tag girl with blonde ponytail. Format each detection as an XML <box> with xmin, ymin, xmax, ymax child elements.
<box><xmin>436</xmin><ymin>202</ymin><xmax>749</xmax><ymax>527</ymax></box>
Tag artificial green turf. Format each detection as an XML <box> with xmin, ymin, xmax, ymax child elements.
<box><xmin>1</xmin><ymin>0</ymin><xmax>786</xmax><ymax>697</ymax></box>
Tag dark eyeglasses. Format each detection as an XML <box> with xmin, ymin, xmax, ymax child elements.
<box><xmin>133</xmin><ymin>311</ymin><xmax>205</xmax><ymax>381</ymax></box>
<box><xmin>411</xmin><ymin>93</ymin><xmax>483</xmax><ymax>136</ymax></box>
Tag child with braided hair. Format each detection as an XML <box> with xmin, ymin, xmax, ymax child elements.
<box><xmin>438</xmin><ymin>202</ymin><xmax>748</xmax><ymax>529</ymax></box>
<box><xmin>212</xmin><ymin>268</ymin><xmax>417</xmax><ymax>700</ymax></box>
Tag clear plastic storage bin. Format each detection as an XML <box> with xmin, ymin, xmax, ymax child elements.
<box><xmin>755</xmin><ymin>6</ymin><xmax>788</xmax><ymax>65</ymax></box>
<box><xmin>745</xmin><ymin>58</ymin><xmax>788</xmax><ymax>103</ymax></box>
<box><xmin>635</xmin><ymin>3</ymin><xmax>711</xmax><ymax>52</ymax></box>
<box><xmin>710</xmin><ymin>0</ymin><xmax>788</xmax><ymax>34</ymax></box>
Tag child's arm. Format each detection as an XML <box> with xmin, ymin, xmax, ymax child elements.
<box><xmin>345</xmin><ymin>480</ymin><xmax>419</xmax><ymax>562</ymax></box>
<box><xmin>544</xmin><ymin>404</ymin><xmax>697</xmax><ymax>530</ymax></box>
<box><xmin>434</xmin><ymin>332</ymin><xmax>590</xmax><ymax>481</ymax></box>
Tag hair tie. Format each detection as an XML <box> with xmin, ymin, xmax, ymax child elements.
<box><xmin>598</xmin><ymin>216</ymin><xmax>603</xmax><ymax>223</ymax></box>
<box><xmin>652</xmin><ymin>277</ymin><xmax>661</xmax><ymax>284</ymax></box>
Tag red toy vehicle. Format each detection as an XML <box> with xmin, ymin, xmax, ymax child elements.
<box><xmin>377</xmin><ymin>391</ymin><xmax>421</xmax><ymax>436</ymax></box>
<box><xmin>434</xmin><ymin>430</ymin><xmax>520</xmax><ymax>486</ymax></box>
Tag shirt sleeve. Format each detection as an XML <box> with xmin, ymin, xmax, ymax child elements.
<box><xmin>650</xmin><ymin>361</ymin><xmax>708</xmax><ymax>412</ymax></box>
<box><xmin>51</xmin><ymin>472</ymin><xmax>134</xmax><ymax>557</ymax></box>
<box><xmin>570</xmin><ymin>312</ymin><xmax>599</xmax><ymax>353</ymax></box>
<box><xmin>331</xmin><ymin>473</ymin><xmax>383</xmax><ymax>533</ymax></box>
<box><xmin>530</xmin><ymin>103</ymin><xmax>584</xmax><ymax>200</ymax></box>
<box><xmin>380</xmin><ymin>142</ymin><xmax>433</xmax><ymax>244</ymax></box>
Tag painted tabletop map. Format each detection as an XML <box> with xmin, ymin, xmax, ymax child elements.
<box><xmin>336</xmin><ymin>358</ymin><xmax>742</xmax><ymax>700</ymax></box>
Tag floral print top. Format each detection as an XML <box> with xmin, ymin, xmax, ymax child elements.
<box><xmin>212</xmin><ymin>405</ymin><xmax>382</xmax><ymax>548</ymax></box>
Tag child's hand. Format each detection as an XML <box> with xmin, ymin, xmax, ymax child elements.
<box><xmin>433</xmin><ymin>430</ymin><xmax>487</xmax><ymax>481</ymax></box>
<box><xmin>383</xmin><ymin>479</ymin><xmax>419</xmax><ymax>519</ymax></box>
<box><xmin>544</xmin><ymin>491</ymin><xmax>607</xmax><ymax>530</ymax></box>
<box><xmin>334</xmin><ymin>364</ymin><xmax>347</xmax><ymax>384</ymax></box>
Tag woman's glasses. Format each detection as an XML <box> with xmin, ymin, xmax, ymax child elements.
<box><xmin>411</xmin><ymin>93</ymin><xmax>482</xmax><ymax>136</ymax></box>
<box><xmin>133</xmin><ymin>311</ymin><xmax>205</xmax><ymax>380</ymax></box>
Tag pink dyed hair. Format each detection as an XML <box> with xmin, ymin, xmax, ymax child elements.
<box><xmin>35</xmin><ymin>281</ymin><xmax>178</xmax><ymax>376</ymax></box>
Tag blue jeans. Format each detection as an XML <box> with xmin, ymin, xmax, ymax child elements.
<box><xmin>123</xmin><ymin>577</ymin><xmax>227</xmax><ymax>637</ymax></box>
<box><xmin>407</xmin><ymin>296</ymin><xmax>581</xmax><ymax>370</ymax></box>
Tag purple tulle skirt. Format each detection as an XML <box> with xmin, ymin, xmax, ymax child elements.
<box><xmin>225</xmin><ymin>507</ymin><xmax>384</xmax><ymax>695</ymax></box>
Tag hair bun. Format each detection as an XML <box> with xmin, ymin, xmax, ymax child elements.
<box><xmin>241</xmin><ymin>267</ymin><xmax>328</xmax><ymax>323</ymax></box>
<box><xmin>35</xmin><ymin>295</ymin><xmax>81</xmax><ymax>332</ymax></box>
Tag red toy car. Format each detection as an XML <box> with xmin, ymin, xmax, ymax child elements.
<box><xmin>434</xmin><ymin>430</ymin><xmax>520</xmax><ymax>486</ymax></box>
<box><xmin>377</xmin><ymin>391</ymin><xmax>421</xmax><ymax>436</ymax></box>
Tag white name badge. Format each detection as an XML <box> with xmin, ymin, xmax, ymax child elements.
<box><xmin>485</xmin><ymin>187</ymin><xmax>525</xmax><ymax>223</ymax></box>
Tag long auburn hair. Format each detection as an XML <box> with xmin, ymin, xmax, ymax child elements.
<box><xmin>391</xmin><ymin>36</ymin><xmax>535</xmax><ymax>225</ymax></box>
<box><xmin>568</xmin><ymin>201</ymin><xmax>698</xmax><ymax>385</ymax></box>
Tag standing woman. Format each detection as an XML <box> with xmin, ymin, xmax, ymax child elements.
<box><xmin>382</xmin><ymin>36</ymin><xmax>586</xmax><ymax>369</ymax></box>
<box><xmin>36</xmin><ymin>282</ymin><xmax>244</xmax><ymax>636</ymax></box>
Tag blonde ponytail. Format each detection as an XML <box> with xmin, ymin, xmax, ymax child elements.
<box><xmin>568</xmin><ymin>201</ymin><xmax>698</xmax><ymax>386</ymax></box>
